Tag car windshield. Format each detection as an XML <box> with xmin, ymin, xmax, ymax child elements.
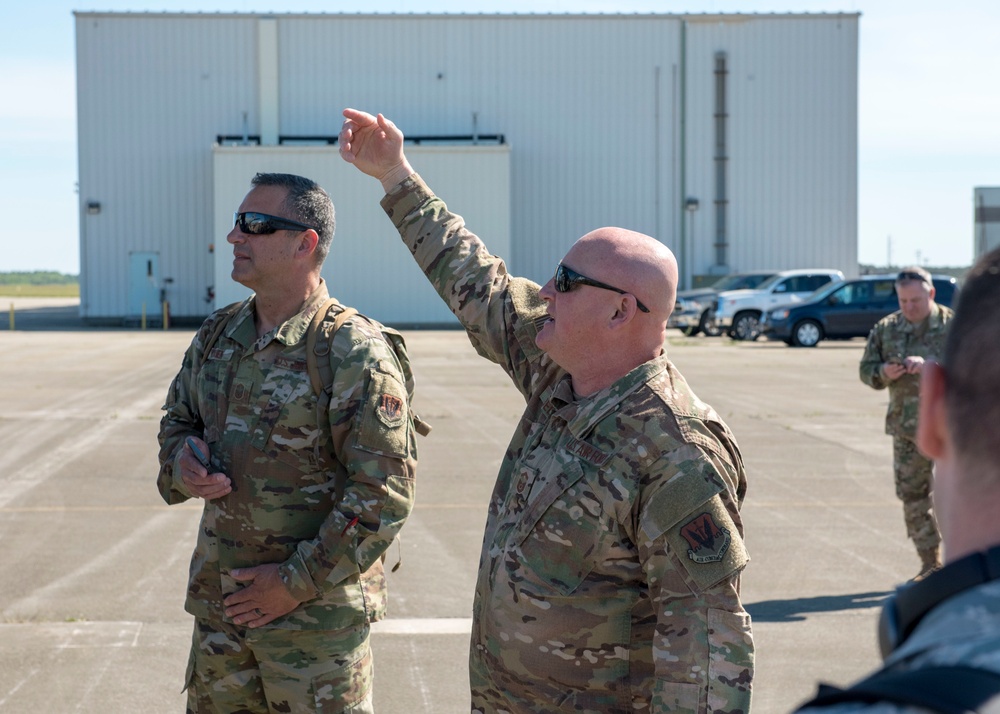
<box><xmin>804</xmin><ymin>280</ymin><xmax>845</xmax><ymax>302</ymax></box>
<box><xmin>710</xmin><ymin>273</ymin><xmax>774</xmax><ymax>291</ymax></box>
<box><xmin>753</xmin><ymin>273</ymin><xmax>787</xmax><ymax>292</ymax></box>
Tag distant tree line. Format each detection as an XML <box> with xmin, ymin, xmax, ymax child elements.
<box><xmin>0</xmin><ymin>271</ymin><xmax>79</xmax><ymax>286</ymax></box>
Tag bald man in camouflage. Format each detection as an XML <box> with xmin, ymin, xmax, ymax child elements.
<box><xmin>860</xmin><ymin>266</ymin><xmax>953</xmax><ymax>582</ymax></box>
<box><xmin>339</xmin><ymin>109</ymin><xmax>753</xmax><ymax>714</ymax></box>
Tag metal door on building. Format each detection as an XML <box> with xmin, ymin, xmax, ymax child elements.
<box><xmin>128</xmin><ymin>252</ymin><xmax>161</xmax><ymax>320</ymax></box>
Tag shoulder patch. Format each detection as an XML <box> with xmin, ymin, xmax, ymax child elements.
<box><xmin>357</xmin><ymin>368</ymin><xmax>409</xmax><ymax>458</ymax></box>
<box><xmin>664</xmin><ymin>494</ymin><xmax>748</xmax><ymax>591</ymax></box>
<box><xmin>680</xmin><ymin>512</ymin><xmax>731</xmax><ymax>564</ymax></box>
<box><xmin>377</xmin><ymin>393</ymin><xmax>405</xmax><ymax>427</ymax></box>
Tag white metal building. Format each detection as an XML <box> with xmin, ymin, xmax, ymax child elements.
<box><xmin>975</xmin><ymin>187</ymin><xmax>1000</xmax><ymax>258</ymax></box>
<box><xmin>75</xmin><ymin>11</ymin><xmax>859</xmax><ymax>325</ymax></box>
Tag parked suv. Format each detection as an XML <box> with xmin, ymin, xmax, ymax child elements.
<box><xmin>715</xmin><ymin>269</ymin><xmax>845</xmax><ymax>341</ymax></box>
<box><xmin>761</xmin><ymin>274</ymin><xmax>958</xmax><ymax>347</ymax></box>
<box><xmin>669</xmin><ymin>272</ymin><xmax>777</xmax><ymax>336</ymax></box>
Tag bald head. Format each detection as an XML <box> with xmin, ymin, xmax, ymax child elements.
<box><xmin>566</xmin><ymin>227</ymin><xmax>678</xmax><ymax>318</ymax></box>
<box><xmin>536</xmin><ymin>227</ymin><xmax>677</xmax><ymax>394</ymax></box>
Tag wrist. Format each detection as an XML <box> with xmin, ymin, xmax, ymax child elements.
<box><xmin>379</xmin><ymin>159</ymin><xmax>415</xmax><ymax>194</ymax></box>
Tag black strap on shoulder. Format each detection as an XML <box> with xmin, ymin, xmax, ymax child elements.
<box><xmin>798</xmin><ymin>666</ymin><xmax>1000</xmax><ymax>714</ymax></box>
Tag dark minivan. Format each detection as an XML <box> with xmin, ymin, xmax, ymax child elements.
<box><xmin>761</xmin><ymin>274</ymin><xmax>958</xmax><ymax>347</ymax></box>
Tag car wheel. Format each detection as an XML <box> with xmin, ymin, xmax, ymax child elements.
<box><xmin>681</xmin><ymin>325</ymin><xmax>701</xmax><ymax>337</ymax></box>
<box><xmin>731</xmin><ymin>311</ymin><xmax>761</xmax><ymax>341</ymax></box>
<box><xmin>700</xmin><ymin>309</ymin><xmax>722</xmax><ymax>337</ymax></box>
<box><xmin>791</xmin><ymin>319</ymin><xmax>823</xmax><ymax>347</ymax></box>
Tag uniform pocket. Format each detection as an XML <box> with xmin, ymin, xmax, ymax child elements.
<box><xmin>707</xmin><ymin>608</ymin><xmax>754</xmax><ymax>712</ymax></box>
<box><xmin>513</xmin><ymin>474</ymin><xmax>612</xmax><ymax>596</ymax></box>
<box><xmin>651</xmin><ymin>680</ymin><xmax>700</xmax><ymax>714</ymax></box>
<box><xmin>313</xmin><ymin>643</ymin><xmax>373</xmax><ymax>713</ymax></box>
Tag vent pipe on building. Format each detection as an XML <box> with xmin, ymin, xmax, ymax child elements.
<box><xmin>258</xmin><ymin>17</ymin><xmax>279</xmax><ymax>146</ymax></box>
<box><xmin>713</xmin><ymin>51</ymin><xmax>729</xmax><ymax>272</ymax></box>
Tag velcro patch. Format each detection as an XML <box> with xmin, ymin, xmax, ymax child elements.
<box><xmin>680</xmin><ymin>512</ymin><xmax>731</xmax><ymax>564</ymax></box>
<box><xmin>565</xmin><ymin>437</ymin><xmax>610</xmax><ymax>466</ymax></box>
<box><xmin>664</xmin><ymin>494</ymin><xmax>748</xmax><ymax>591</ymax></box>
<box><xmin>274</xmin><ymin>356</ymin><xmax>307</xmax><ymax>371</ymax></box>
<box><xmin>378</xmin><ymin>394</ymin><xmax>405</xmax><ymax>425</ymax></box>
<box><xmin>230</xmin><ymin>378</ymin><xmax>253</xmax><ymax>406</ymax></box>
<box><xmin>358</xmin><ymin>369</ymin><xmax>409</xmax><ymax>458</ymax></box>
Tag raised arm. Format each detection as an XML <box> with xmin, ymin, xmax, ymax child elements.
<box><xmin>338</xmin><ymin>108</ymin><xmax>551</xmax><ymax>397</ymax></box>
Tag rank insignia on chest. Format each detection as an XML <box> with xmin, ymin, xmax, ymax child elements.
<box><xmin>680</xmin><ymin>512</ymin><xmax>732</xmax><ymax>564</ymax></box>
<box><xmin>379</xmin><ymin>394</ymin><xmax>404</xmax><ymax>420</ymax></box>
<box><xmin>231</xmin><ymin>378</ymin><xmax>253</xmax><ymax>405</ymax></box>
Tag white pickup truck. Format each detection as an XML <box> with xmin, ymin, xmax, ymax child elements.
<box><xmin>714</xmin><ymin>269</ymin><xmax>844</xmax><ymax>340</ymax></box>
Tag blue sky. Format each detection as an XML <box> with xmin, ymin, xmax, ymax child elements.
<box><xmin>3</xmin><ymin>0</ymin><xmax>998</xmax><ymax>274</ymax></box>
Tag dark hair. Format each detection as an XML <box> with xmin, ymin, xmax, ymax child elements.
<box><xmin>944</xmin><ymin>248</ymin><xmax>1000</xmax><ymax>468</ymax></box>
<box><xmin>250</xmin><ymin>173</ymin><xmax>335</xmax><ymax>263</ymax></box>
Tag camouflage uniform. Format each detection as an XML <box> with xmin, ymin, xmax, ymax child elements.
<box><xmin>859</xmin><ymin>304</ymin><xmax>953</xmax><ymax>553</ymax></box>
<box><xmin>795</xmin><ymin>562</ymin><xmax>1000</xmax><ymax>713</ymax></box>
<box><xmin>158</xmin><ymin>280</ymin><xmax>417</xmax><ymax>713</ymax></box>
<box><xmin>381</xmin><ymin>175</ymin><xmax>753</xmax><ymax>713</ymax></box>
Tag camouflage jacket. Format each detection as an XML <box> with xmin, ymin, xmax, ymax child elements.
<box><xmin>796</xmin><ymin>571</ymin><xmax>1000</xmax><ymax>713</ymax></box>
<box><xmin>859</xmin><ymin>304</ymin><xmax>953</xmax><ymax>438</ymax></box>
<box><xmin>382</xmin><ymin>175</ymin><xmax>753</xmax><ymax>714</ymax></box>
<box><xmin>157</xmin><ymin>280</ymin><xmax>417</xmax><ymax>630</ymax></box>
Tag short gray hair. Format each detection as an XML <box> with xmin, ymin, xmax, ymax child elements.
<box><xmin>250</xmin><ymin>173</ymin><xmax>335</xmax><ymax>264</ymax></box>
<box><xmin>895</xmin><ymin>265</ymin><xmax>932</xmax><ymax>292</ymax></box>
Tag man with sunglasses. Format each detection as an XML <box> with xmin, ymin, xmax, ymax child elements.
<box><xmin>860</xmin><ymin>266</ymin><xmax>954</xmax><ymax>581</ymax></box>
<box><xmin>794</xmin><ymin>250</ymin><xmax>1000</xmax><ymax>712</ymax></box>
<box><xmin>339</xmin><ymin>109</ymin><xmax>753</xmax><ymax>714</ymax></box>
<box><xmin>157</xmin><ymin>172</ymin><xmax>417</xmax><ymax>712</ymax></box>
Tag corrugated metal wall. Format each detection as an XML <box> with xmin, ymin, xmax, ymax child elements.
<box><xmin>212</xmin><ymin>145</ymin><xmax>510</xmax><ymax>326</ymax></box>
<box><xmin>75</xmin><ymin>11</ymin><xmax>858</xmax><ymax>323</ymax></box>
<box><xmin>76</xmin><ymin>14</ymin><xmax>260</xmax><ymax>319</ymax></box>
<box><xmin>684</xmin><ymin>15</ymin><xmax>858</xmax><ymax>277</ymax></box>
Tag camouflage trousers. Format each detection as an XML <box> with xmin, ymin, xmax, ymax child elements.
<box><xmin>184</xmin><ymin>617</ymin><xmax>374</xmax><ymax>714</ymax></box>
<box><xmin>892</xmin><ymin>436</ymin><xmax>941</xmax><ymax>552</ymax></box>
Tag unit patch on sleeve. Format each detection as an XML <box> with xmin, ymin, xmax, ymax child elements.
<box><xmin>661</xmin><ymin>493</ymin><xmax>749</xmax><ymax>591</ymax></box>
<box><xmin>680</xmin><ymin>512</ymin><xmax>731</xmax><ymax>564</ymax></box>
<box><xmin>378</xmin><ymin>394</ymin><xmax>405</xmax><ymax>424</ymax></box>
<box><xmin>357</xmin><ymin>369</ymin><xmax>409</xmax><ymax>457</ymax></box>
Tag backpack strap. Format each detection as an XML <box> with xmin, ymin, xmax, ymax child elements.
<box><xmin>306</xmin><ymin>299</ymin><xmax>431</xmax><ymax>436</ymax></box>
<box><xmin>798</xmin><ymin>665</ymin><xmax>1000</xmax><ymax>714</ymax></box>
<box><xmin>306</xmin><ymin>298</ymin><xmax>357</xmax><ymax>396</ymax></box>
<box><xmin>199</xmin><ymin>301</ymin><xmax>243</xmax><ymax>367</ymax></box>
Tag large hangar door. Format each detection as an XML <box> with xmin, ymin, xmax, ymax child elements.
<box><xmin>212</xmin><ymin>144</ymin><xmax>511</xmax><ymax>326</ymax></box>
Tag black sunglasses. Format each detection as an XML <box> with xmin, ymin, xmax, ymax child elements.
<box><xmin>554</xmin><ymin>263</ymin><xmax>650</xmax><ymax>313</ymax></box>
<box><xmin>234</xmin><ymin>211</ymin><xmax>318</xmax><ymax>235</ymax></box>
<box><xmin>896</xmin><ymin>271</ymin><xmax>930</xmax><ymax>286</ymax></box>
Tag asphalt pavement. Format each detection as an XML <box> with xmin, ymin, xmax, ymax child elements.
<box><xmin>0</xmin><ymin>298</ymin><xmax>919</xmax><ymax>713</ymax></box>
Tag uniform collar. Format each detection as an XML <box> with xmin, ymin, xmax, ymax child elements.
<box><xmin>899</xmin><ymin>302</ymin><xmax>942</xmax><ymax>333</ymax></box>
<box><xmin>228</xmin><ymin>280</ymin><xmax>331</xmax><ymax>352</ymax></box>
<box><xmin>927</xmin><ymin>302</ymin><xmax>945</xmax><ymax>329</ymax></box>
<box><xmin>555</xmin><ymin>353</ymin><xmax>669</xmax><ymax>439</ymax></box>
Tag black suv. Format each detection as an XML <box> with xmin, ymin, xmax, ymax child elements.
<box><xmin>761</xmin><ymin>274</ymin><xmax>958</xmax><ymax>347</ymax></box>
